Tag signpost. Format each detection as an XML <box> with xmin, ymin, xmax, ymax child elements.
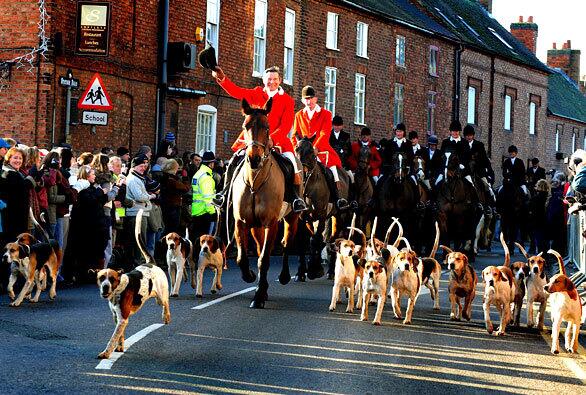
<box><xmin>75</xmin><ymin>2</ymin><xmax>111</xmax><ymax>56</ymax></box>
<box><xmin>60</xmin><ymin>69</ymin><xmax>79</xmax><ymax>144</ymax></box>
<box><xmin>77</xmin><ymin>72</ymin><xmax>113</xmax><ymax>135</ymax></box>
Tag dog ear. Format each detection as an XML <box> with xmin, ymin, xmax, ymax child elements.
<box><xmin>117</xmin><ymin>269</ymin><xmax>124</xmax><ymax>275</ymax></box>
<box><xmin>359</xmin><ymin>258</ymin><xmax>367</xmax><ymax>268</ymax></box>
<box><xmin>333</xmin><ymin>238</ymin><xmax>344</xmax><ymax>252</ymax></box>
<box><xmin>211</xmin><ymin>237</ymin><xmax>219</xmax><ymax>253</ymax></box>
<box><xmin>565</xmin><ymin>278</ymin><xmax>576</xmax><ymax>292</ymax></box>
<box><xmin>380</xmin><ymin>248</ymin><xmax>390</xmax><ymax>262</ymax></box>
<box><xmin>540</xmin><ymin>270</ymin><xmax>546</xmax><ymax>279</ymax></box>
<box><xmin>18</xmin><ymin>244</ymin><xmax>30</xmax><ymax>259</ymax></box>
<box><xmin>159</xmin><ymin>236</ymin><xmax>167</xmax><ymax>243</ymax></box>
<box><xmin>461</xmin><ymin>254</ymin><xmax>469</xmax><ymax>266</ymax></box>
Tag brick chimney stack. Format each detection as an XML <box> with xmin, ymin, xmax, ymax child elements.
<box><xmin>547</xmin><ymin>40</ymin><xmax>581</xmax><ymax>84</ymax></box>
<box><xmin>510</xmin><ymin>16</ymin><xmax>538</xmax><ymax>55</ymax></box>
<box><xmin>478</xmin><ymin>0</ymin><xmax>492</xmax><ymax>13</ymax></box>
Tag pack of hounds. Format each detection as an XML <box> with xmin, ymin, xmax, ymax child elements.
<box><xmin>2</xmin><ymin>210</ymin><xmax>582</xmax><ymax>358</ymax></box>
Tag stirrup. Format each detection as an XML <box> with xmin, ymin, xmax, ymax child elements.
<box><xmin>349</xmin><ymin>200</ymin><xmax>359</xmax><ymax>210</ymax></box>
<box><xmin>292</xmin><ymin>198</ymin><xmax>308</xmax><ymax>213</ymax></box>
<box><xmin>336</xmin><ymin>198</ymin><xmax>350</xmax><ymax>211</ymax></box>
<box><xmin>211</xmin><ymin>193</ymin><xmax>225</xmax><ymax>208</ymax></box>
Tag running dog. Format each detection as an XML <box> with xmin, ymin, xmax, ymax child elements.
<box><xmin>360</xmin><ymin>259</ymin><xmax>387</xmax><ymax>325</ymax></box>
<box><xmin>441</xmin><ymin>245</ymin><xmax>477</xmax><ymax>321</ymax></box>
<box><xmin>515</xmin><ymin>243</ymin><xmax>548</xmax><ymax>330</ymax></box>
<box><xmin>161</xmin><ymin>230</ymin><xmax>194</xmax><ymax>297</ymax></box>
<box><xmin>3</xmin><ymin>234</ymin><xmax>62</xmax><ymax>307</ymax></box>
<box><xmin>481</xmin><ymin>233</ymin><xmax>516</xmax><ymax>336</ymax></box>
<box><xmin>329</xmin><ymin>231</ymin><xmax>362</xmax><ymax>313</ymax></box>
<box><xmin>94</xmin><ymin>209</ymin><xmax>170</xmax><ymax>359</ymax></box>
<box><xmin>196</xmin><ymin>235</ymin><xmax>226</xmax><ymax>298</ymax></box>
<box><xmin>545</xmin><ymin>249</ymin><xmax>582</xmax><ymax>354</ymax></box>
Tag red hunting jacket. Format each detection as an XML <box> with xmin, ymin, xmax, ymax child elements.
<box><xmin>348</xmin><ymin>141</ymin><xmax>382</xmax><ymax>177</ymax></box>
<box><xmin>292</xmin><ymin>106</ymin><xmax>342</xmax><ymax>168</ymax></box>
<box><xmin>218</xmin><ymin>77</ymin><xmax>295</xmax><ymax>153</ymax></box>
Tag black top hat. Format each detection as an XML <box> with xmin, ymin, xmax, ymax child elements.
<box><xmin>463</xmin><ymin>124</ymin><xmax>475</xmax><ymax>136</ymax></box>
<box><xmin>301</xmin><ymin>85</ymin><xmax>316</xmax><ymax>99</ymax></box>
<box><xmin>408</xmin><ymin>131</ymin><xmax>419</xmax><ymax>140</ymax></box>
<box><xmin>449</xmin><ymin>120</ymin><xmax>462</xmax><ymax>132</ymax></box>
<box><xmin>198</xmin><ymin>46</ymin><xmax>218</xmax><ymax>70</ymax></box>
<box><xmin>201</xmin><ymin>151</ymin><xmax>216</xmax><ymax>163</ymax></box>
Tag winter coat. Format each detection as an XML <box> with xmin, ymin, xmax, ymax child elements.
<box><xmin>0</xmin><ymin>165</ymin><xmax>36</xmax><ymax>241</ymax></box>
<box><xmin>160</xmin><ymin>173</ymin><xmax>190</xmax><ymax>208</ymax></box>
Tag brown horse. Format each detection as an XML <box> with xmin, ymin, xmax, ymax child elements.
<box><xmin>231</xmin><ymin>98</ymin><xmax>298</xmax><ymax>308</ymax></box>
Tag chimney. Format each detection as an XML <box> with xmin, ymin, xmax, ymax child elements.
<box><xmin>510</xmin><ymin>16</ymin><xmax>538</xmax><ymax>54</ymax></box>
<box><xmin>547</xmin><ymin>41</ymin><xmax>582</xmax><ymax>84</ymax></box>
<box><xmin>478</xmin><ymin>0</ymin><xmax>492</xmax><ymax>13</ymax></box>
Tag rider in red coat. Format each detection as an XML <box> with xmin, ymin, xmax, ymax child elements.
<box><xmin>293</xmin><ymin>86</ymin><xmax>348</xmax><ymax>209</ymax></box>
<box><xmin>348</xmin><ymin>127</ymin><xmax>382</xmax><ymax>180</ymax></box>
<box><xmin>211</xmin><ymin>66</ymin><xmax>306</xmax><ymax>212</ymax></box>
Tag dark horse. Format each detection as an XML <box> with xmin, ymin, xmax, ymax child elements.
<box><xmin>231</xmin><ymin>98</ymin><xmax>298</xmax><ymax>308</ymax></box>
<box><xmin>376</xmin><ymin>153</ymin><xmax>420</xmax><ymax>250</ymax></box>
<box><xmin>469</xmin><ymin>151</ymin><xmax>496</xmax><ymax>254</ymax></box>
<box><xmin>436</xmin><ymin>152</ymin><xmax>480</xmax><ymax>256</ymax></box>
<box><xmin>294</xmin><ymin>137</ymin><xmax>350</xmax><ymax>281</ymax></box>
<box><xmin>496</xmin><ymin>180</ymin><xmax>528</xmax><ymax>254</ymax></box>
<box><xmin>352</xmin><ymin>144</ymin><xmax>374</xmax><ymax>230</ymax></box>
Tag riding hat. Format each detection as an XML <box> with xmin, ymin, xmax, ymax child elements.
<box><xmin>463</xmin><ymin>124</ymin><xmax>475</xmax><ymax>136</ymax></box>
<box><xmin>360</xmin><ymin>127</ymin><xmax>372</xmax><ymax>136</ymax></box>
<box><xmin>428</xmin><ymin>135</ymin><xmax>439</xmax><ymax>145</ymax></box>
<box><xmin>395</xmin><ymin>123</ymin><xmax>406</xmax><ymax>132</ymax></box>
<box><xmin>201</xmin><ymin>151</ymin><xmax>216</xmax><ymax>163</ymax></box>
<box><xmin>332</xmin><ymin>115</ymin><xmax>343</xmax><ymax>126</ymax></box>
<box><xmin>198</xmin><ymin>46</ymin><xmax>218</xmax><ymax>70</ymax></box>
<box><xmin>301</xmin><ymin>85</ymin><xmax>316</xmax><ymax>99</ymax></box>
<box><xmin>531</xmin><ymin>157</ymin><xmax>540</xmax><ymax>165</ymax></box>
<box><xmin>449</xmin><ymin>120</ymin><xmax>462</xmax><ymax>131</ymax></box>
<box><xmin>408</xmin><ymin>131</ymin><xmax>418</xmax><ymax>140</ymax></box>
<box><xmin>508</xmin><ymin>145</ymin><xmax>518</xmax><ymax>153</ymax></box>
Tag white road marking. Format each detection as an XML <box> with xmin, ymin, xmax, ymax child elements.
<box><xmin>95</xmin><ymin>323</ymin><xmax>164</xmax><ymax>370</ymax></box>
<box><xmin>564</xmin><ymin>359</ymin><xmax>586</xmax><ymax>383</ymax></box>
<box><xmin>191</xmin><ymin>286</ymin><xmax>256</xmax><ymax>310</ymax></box>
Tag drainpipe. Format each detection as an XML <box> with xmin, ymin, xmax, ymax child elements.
<box><xmin>452</xmin><ymin>44</ymin><xmax>464</xmax><ymax>122</ymax></box>
<box><xmin>488</xmin><ymin>55</ymin><xmax>495</xmax><ymax>158</ymax></box>
<box><xmin>156</xmin><ymin>0</ymin><xmax>170</xmax><ymax>149</ymax></box>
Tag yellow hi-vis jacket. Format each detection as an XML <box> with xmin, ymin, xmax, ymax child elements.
<box><xmin>191</xmin><ymin>164</ymin><xmax>216</xmax><ymax>216</ymax></box>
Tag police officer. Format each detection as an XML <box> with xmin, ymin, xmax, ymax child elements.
<box><xmin>191</xmin><ymin>151</ymin><xmax>217</xmax><ymax>239</ymax></box>
<box><xmin>329</xmin><ymin>115</ymin><xmax>352</xmax><ymax>169</ymax></box>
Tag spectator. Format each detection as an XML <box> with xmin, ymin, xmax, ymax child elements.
<box><xmin>160</xmin><ymin>159</ymin><xmax>190</xmax><ymax>234</ymax></box>
<box><xmin>546</xmin><ymin>172</ymin><xmax>567</xmax><ymax>255</ymax></box>
<box><xmin>527</xmin><ymin>157</ymin><xmax>546</xmax><ymax>193</ymax></box>
<box><xmin>329</xmin><ymin>116</ymin><xmax>351</xmax><ymax>169</ymax></box>
<box><xmin>91</xmin><ymin>153</ymin><xmax>114</xmax><ymax>186</ymax></box>
<box><xmin>528</xmin><ymin>179</ymin><xmax>550</xmax><ymax>254</ymax></box>
<box><xmin>151</xmin><ymin>156</ymin><xmax>167</xmax><ymax>181</ymax></box>
<box><xmin>116</xmin><ymin>146</ymin><xmax>130</xmax><ymax>173</ymax></box>
<box><xmin>137</xmin><ymin>145</ymin><xmax>152</xmax><ymax>160</ymax></box>
<box><xmin>77</xmin><ymin>152</ymin><xmax>94</xmax><ymax>166</ymax></box>
<box><xmin>190</xmin><ymin>151</ymin><xmax>217</xmax><ymax>239</ymax></box>
<box><xmin>101</xmin><ymin>147</ymin><xmax>114</xmax><ymax>156</ymax></box>
<box><xmin>42</xmin><ymin>151</ymin><xmax>65</xmax><ymax>241</ymax></box>
<box><xmin>60</xmin><ymin>147</ymin><xmax>74</xmax><ymax>180</ymax></box>
<box><xmin>0</xmin><ymin>138</ymin><xmax>10</xmax><ymax>167</ymax></box>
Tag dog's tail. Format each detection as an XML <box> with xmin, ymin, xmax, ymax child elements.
<box><xmin>29</xmin><ymin>208</ymin><xmax>50</xmax><ymax>242</ymax></box>
<box><xmin>439</xmin><ymin>245</ymin><xmax>454</xmax><ymax>254</ymax></box>
<box><xmin>514</xmin><ymin>242</ymin><xmax>529</xmax><ymax>259</ymax></box>
<box><xmin>136</xmin><ymin>209</ymin><xmax>155</xmax><ymax>266</ymax></box>
<box><xmin>499</xmin><ymin>232</ymin><xmax>510</xmax><ymax>267</ymax></box>
<box><xmin>428</xmin><ymin>221</ymin><xmax>440</xmax><ymax>258</ymax></box>
<box><xmin>348</xmin><ymin>213</ymin><xmax>356</xmax><ymax>240</ymax></box>
<box><xmin>547</xmin><ymin>249</ymin><xmax>566</xmax><ymax>275</ymax></box>
<box><xmin>398</xmin><ymin>236</ymin><xmax>412</xmax><ymax>252</ymax></box>
<box><xmin>383</xmin><ymin>217</ymin><xmax>402</xmax><ymax>247</ymax></box>
<box><xmin>347</xmin><ymin>227</ymin><xmax>367</xmax><ymax>250</ymax></box>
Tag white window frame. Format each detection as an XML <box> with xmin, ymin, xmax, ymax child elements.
<box><xmin>429</xmin><ymin>46</ymin><xmax>439</xmax><ymax>76</ymax></box>
<box><xmin>583</xmin><ymin>130</ymin><xmax>586</xmax><ymax>149</ymax></box>
<box><xmin>206</xmin><ymin>0</ymin><xmax>220</xmax><ymax>57</ymax></box>
<box><xmin>394</xmin><ymin>83</ymin><xmax>404</xmax><ymax>127</ymax></box>
<box><xmin>427</xmin><ymin>91</ymin><xmax>436</xmax><ymax>134</ymax></box>
<box><xmin>326</xmin><ymin>12</ymin><xmax>339</xmax><ymax>50</ymax></box>
<box><xmin>504</xmin><ymin>94</ymin><xmax>512</xmax><ymax>130</ymax></box>
<box><xmin>572</xmin><ymin>129</ymin><xmax>577</xmax><ymax>152</ymax></box>
<box><xmin>325</xmin><ymin>67</ymin><xmax>337</xmax><ymax>115</ymax></box>
<box><xmin>252</xmin><ymin>0</ymin><xmax>267</xmax><ymax>77</ymax></box>
<box><xmin>196</xmin><ymin>105</ymin><xmax>217</xmax><ymax>154</ymax></box>
<box><xmin>356</xmin><ymin>22</ymin><xmax>368</xmax><ymax>58</ymax></box>
<box><xmin>529</xmin><ymin>102</ymin><xmax>536</xmax><ymax>135</ymax></box>
<box><xmin>396</xmin><ymin>35</ymin><xmax>405</xmax><ymax>67</ymax></box>
<box><xmin>354</xmin><ymin>73</ymin><xmax>366</xmax><ymax>125</ymax></box>
<box><xmin>467</xmin><ymin>86</ymin><xmax>476</xmax><ymax>125</ymax></box>
<box><xmin>283</xmin><ymin>8</ymin><xmax>295</xmax><ymax>85</ymax></box>
<box><xmin>555</xmin><ymin>125</ymin><xmax>562</xmax><ymax>152</ymax></box>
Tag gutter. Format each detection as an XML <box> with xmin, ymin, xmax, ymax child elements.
<box><xmin>487</xmin><ymin>55</ymin><xmax>495</xmax><ymax>158</ymax></box>
<box><xmin>156</xmin><ymin>0</ymin><xmax>170</xmax><ymax>149</ymax></box>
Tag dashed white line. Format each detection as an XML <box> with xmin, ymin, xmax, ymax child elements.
<box><xmin>95</xmin><ymin>323</ymin><xmax>164</xmax><ymax>370</ymax></box>
<box><xmin>191</xmin><ymin>286</ymin><xmax>256</xmax><ymax>310</ymax></box>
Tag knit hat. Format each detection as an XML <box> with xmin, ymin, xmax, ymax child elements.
<box><xmin>165</xmin><ymin>131</ymin><xmax>176</xmax><ymax>142</ymax></box>
<box><xmin>131</xmin><ymin>154</ymin><xmax>149</xmax><ymax>168</ymax></box>
<box><xmin>301</xmin><ymin>85</ymin><xmax>316</xmax><ymax>99</ymax></box>
<box><xmin>408</xmin><ymin>131</ymin><xmax>418</xmax><ymax>140</ymax></box>
<box><xmin>449</xmin><ymin>120</ymin><xmax>462</xmax><ymax>132</ymax></box>
<box><xmin>0</xmin><ymin>139</ymin><xmax>10</xmax><ymax>149</ymax></box>
<box><xmin>145</xmin><ymin>178</ymin><xmax>161</xmax><ymax>193</ymax></box>
<box><xmin>428</xmin><ymin>135</ymin><xmax>438</xmax><ymax>145</ymax></box>
<box><xmin>332</xmin><ymin>115</ymin><xmax>343</xmax><ymax>126</ymax></box>
<box><xmin>117</xmin><ymin>147</ymin><xmax>129</xmax><ymax>156</ymax></box>
<box><xmin>201</xmin><ymin>151</ymin><xmax>216</xmax><ymax>163</ymax></box>
<box><xmin>463</xmin><ymin>124</ymin><xmax>475</xmax><ymax>136</ymax></box>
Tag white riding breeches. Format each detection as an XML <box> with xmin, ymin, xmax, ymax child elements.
<box><xmin>282</xmin><ymin>151</ymin><xmax>300</xmax><ymax>174</ymax></box>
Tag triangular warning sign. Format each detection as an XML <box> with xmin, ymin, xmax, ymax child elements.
<box><xmin>78</xmin><ymin>73</ymin><xmax>113</xmax><ymax>110</ymax></box>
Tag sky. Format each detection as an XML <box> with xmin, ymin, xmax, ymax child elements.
<box><xmin>491</xmin><ymin>0</ymin><xmax>585</xmax><ymax>79</ymax></box>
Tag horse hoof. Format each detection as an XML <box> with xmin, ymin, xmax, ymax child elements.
<box><xmin>249</xmin><ymin>300</ymin><xmax>265</xmax><ymax>309</ymax></box>
<box><xmin>241</xmin><ymin>270</ymin><xmax>256</xmax><ymax>284</ymax></box>
<box><xmin>307</xmin><ymin>267</ymin><xmax>324</xmax><ymax>280</ymax></box>
<box><xmin>294</xmin><ymin>274</ymin><xmax>306</xmax><ymax>282</ymax></box>
<box><xmin>279</xmin><ymin>273</ymin><xmax>291</xmax><ymax>285</ymax></box>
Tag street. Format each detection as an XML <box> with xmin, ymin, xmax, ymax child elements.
<box><xmin>1</xmin><ymin>249</ymin><xmax>585</xmax><ymax>394</ymax></box>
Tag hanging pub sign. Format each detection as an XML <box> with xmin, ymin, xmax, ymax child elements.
<box><xmin>75</xmin><ymin>2</ymin><xmax>111</xmax><ymax>56</ymax></box>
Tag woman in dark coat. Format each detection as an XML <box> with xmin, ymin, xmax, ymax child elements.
<box><xmin>528</xmin><ymin>179</ymin><xmax>550</xmax><ymax>254</ymax></box>
<box><xmin>0</xmin><ymin>147</ymin><xmax>37</xmax><ymax>243</ymax></box>
<box><xmin>160</xmin><ymin>159</ymin><xmax>190</xmax><ymax>234</ymax></box>
<box><xmin>63</xmin><ymin>166</ymin><xmax>110</xmax><ymax>283</ymax></box>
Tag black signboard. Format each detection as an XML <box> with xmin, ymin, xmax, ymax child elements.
<box><xmin>75</xmin><ymin>2</ymin><xmax>111</xmax><ymax>56</ymax></box>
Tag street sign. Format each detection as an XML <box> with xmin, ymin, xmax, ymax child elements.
<box><xmin>78</xmin><ymin>73</ymin><xmax>113</xmax><ymax>110</ymax></box>
<box><xmin>81</xmin><ymin>110</ymin><xmax>108</xmax><ymax>125</ymax></box>
<box><xmin>59</xmin><ymin>76</ymin><xmax>80</xmax><ymax>89</ymax></box>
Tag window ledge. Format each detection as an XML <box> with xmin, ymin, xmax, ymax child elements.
<box><xmin>357</xmin><ymin>54</ymin><xmax>369</xmax><ymax>60</ymax></box>
<box><xmin>354</xmin><ymin>122</ymin><xmax>366</xmax><ymax>126</ymax></box>
<box><xmin>429</xmin><ymin>73</ymin><xmax>439</xmax><ymax>78</ymax></box>
<box><xmin>327</xmin><ymin>46</ymin><xmax>340</xmax><ymax>52</ymax></box>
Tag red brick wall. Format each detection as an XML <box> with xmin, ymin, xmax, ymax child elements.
<box><xmin>545</xmin><ymin>115</ymin><xmax>586</xmax><ymax>173</ymax></box>
<box><xmin>509</xmin><ymin>21</ymin><xmax>537</xmax><ymax>55</ymax></box>
<box><xmin>547</xmin><ymin>43</ymin><xmax>581</xmax><ymax>85</ymax></box>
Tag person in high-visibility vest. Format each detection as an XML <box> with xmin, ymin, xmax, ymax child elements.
<box><xmin>191</xmin><ymin>151</ymin><xmax>217</xmax><ymax>238</ymax></box>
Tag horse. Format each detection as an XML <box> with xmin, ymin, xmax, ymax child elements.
<box><xmin>411</xmin><ymin>155</ymin><xmax>436</xmax><ymax>255</ymax></box>
<box><xmin>496</xmin><ymin>180</ymin><xmax>528</xmax><ymax>254</ymax></box>
<box><xmin>352</xmin><ymin>144</ymin><xmax>373</xmax><ymax>230</ymax></box>
<box><xmin>294</xmin><ymin>137</ymin><xmax>351</xmax><ymax>281</ymax></box>
<box><xmin>469</xmin><ymin>152</ymin><xmax>496</xmax><ymax>254</ymax></box>
<box><xmin>376</xmin><ymin>153</ymin><xmax>420</xmax><ymax>250</ymax></box>
<box><xmin>231</xmin><ymin>98</ymin><xmax>298</xmax><ymax>308</ymax></box>
<box><xmin>436</xmin><ymin>152</ymin><xmax>480</xmax><ymax>257</ymax></box>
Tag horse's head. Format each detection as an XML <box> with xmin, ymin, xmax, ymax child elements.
<box><xmin>295</xmin><ymin>135</ymin><xmax>317</xmax><ymax>170</ymax></box>
<box><xmin>357</xmin><ymin>144</ymin><xmax>371</xmax><ymax>172</ymax></box>
<box><xmin>392</xmin><ymin>153</ymin><xmax>408</xmax><ymax>180</ymax></box>
<box><xmin>412</xmin><ymin>155</ymin><xmax>425</xmax><ymax>179</ymax></box>
<box><xmin>242</xmin><ymin>98</ymin><xmax>272</xmax><ymax>169</ymax></box>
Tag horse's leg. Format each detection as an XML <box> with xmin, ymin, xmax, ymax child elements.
<box><xmin>250</xmin><ymin>224</ymin><xmax>277</xmax><ymax>309</ymax></box>
<box><xmin>295</xmin><ymin>222</ymin><xmax>309</xmax><ymax>282</ymax></box>
<box><xmin>235</xmin><ymin>220</ymin><xmax>256</xmax><ymax>283</ymax></box>
<box><xmin>279</xmin><ymin>213</ymin><xmax>297</xmax><ymax>285</ymax></box>
<box><xmin>307</xmin><ymin>222</ymin><xmax>325</xmax><ymax>280</ymax></box>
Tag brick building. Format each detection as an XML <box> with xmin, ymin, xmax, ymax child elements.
<box><xmin>0</xmin><ymin>0</ymin><xmax>583</xmax><ymax>183</ymax></box>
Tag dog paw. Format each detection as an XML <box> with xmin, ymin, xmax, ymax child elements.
<box><xmin>566</xmin><ymin>347</ymin><xmax>574</xmax><ymax>354</ymax></box>
<box><xmin>9</xmin><ymin>301</ymin><xmax>19</xmax><ymax>307</ymax></box>
<box><xmin>210</xmin><ymin>289</ymin><xmax>217</xmax><ymax>294</ymax></box>
<box><xmin>196</xmin><ymin>294</ymin><xmax>203</xmax><ymax>298</ymax></box>
<box><xmin>372</xmin><ymin>321</ymin><xmax>382</xmax><ymax>326</ymax></box>
<box><xmin>163</xmin><ymin>315</ymin><xmax>171</xmax><ymax>325</ymax></box>
<box><xmin>403</xmin><ymin>319</ymin><xmax>412</xmax><ymax>325</ymax></box>
<box><xmin>115</xmin><ymin>345</ymin><xmax>124</xmax><ymax>352</ymax></box>
<box><xmin>170</xmin><ymin>294</ymin><xmax>179</xmax><ymax>298</ymax></box>
<box><xmin>486</xmin><ymin>323</ymin><xmax>494</xmax><ymax>334</ymax></box>
<box><xmin>329</xmin><ymin>306</ymin><xmax>335</xmax><ymax>312</ymax></box>
<box><xmin>346</xmin><ymin>308</ymin><xmax>354</xmax><ymax>314</ymax></box>
<box><xmin>450</xmin><ymin>314</ymin><xmax>457</xmax><ymax>321</ymax></box>
<box><xmin>217</xmin><ymin>284</ymin><xmax>223</xmax><ymax>290</ymax></box>
<box><xmin>527</xmin><ymin>322</ymin><xmax>535</xmax><ymax>328</ymax></box>
<box><xmin>97</xmin><ymin>351</ymin><xmax>111</xmax><ymax>359</ymax></box>
<box><xmin>551</xmin><ymin>348</ymin><xmax>559</xmax><ymax>355</ymax></box>
<box><xmin>433</xmin><ymin>306</ymin><xmax>440</xmax><ymax>311</ymax></box>
<box><xmin>360</xmin><ymin>316</ymin><xmax>368</xmax><ymax>322</ymax></box>
<box><xmin>8</xmin><ymin>293</ymin><xmax>15</xmax><ymax>300</ymax></box>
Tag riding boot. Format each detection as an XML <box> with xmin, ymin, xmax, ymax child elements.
<box><xmin>212</xmin><ymin>151</ymin><xmax>244</xmax><ymax>208</ymax></box>
<box><xmin>319</xmin><ymin>162</ymin><xmax>349</xmax><ymax>210</ymax></box>
<box><xmin>271</xmin><ymin>151</ymin><xmax>308</xmax><ymax>212</ymax></box>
